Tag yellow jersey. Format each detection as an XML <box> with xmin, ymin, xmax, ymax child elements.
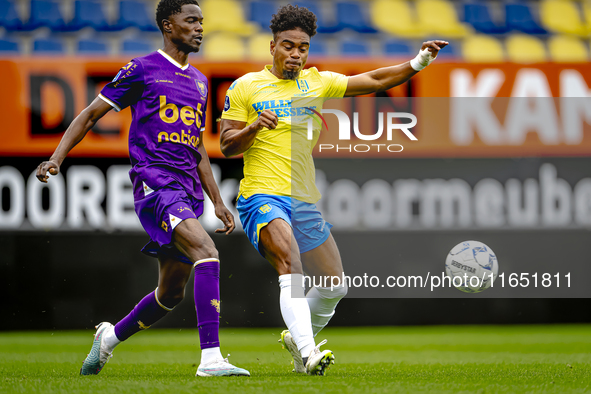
<box><xmin>221</xmin><ymin>65</ymin><xmax>349</xmax><ymax>203</ymax></box>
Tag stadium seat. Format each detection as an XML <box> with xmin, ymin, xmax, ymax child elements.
<box><xmin>335</xmin><ymin>2</ymin><xmax>379</xmax><ymax>33</ymax></box>
<box><xmin>0</xmin><ymin>38</ymin><xmax>19</xmax><ymax>53</ymax></box>
<box><xmin>121</xmin><ymin>38</ymin><xmax>154</xmax><ymax>54</ymax></box>
<box><xmin>463</xmin><ymin>3</ymin><xmax>508</xmax><ymax>34</ymax></box>
<box><xmin>309</xmin><ymin>37</ymin><xmax>328</xmax><ymax>56</ymax></box>
<box><xmin>33</xmin><ymin>37</ymin><xmax>64</xmax><ymax>54</ymax></box>
<box><xmin>78</xmin><ymin>38</ymin><xmax>109</xmax><ymax>54</ymax></box>
<box><xmin>416</xmin><ymin>0</ymin><xmax>471</xmax><ymax>38</ymax></box>
<box><xmin>548</xmin><ymin>35</ymin><xmax>588</xmax><ymax>62</ymax></box>
<box><xmin>249</xmin><ymin>1</ymin><xmax>277</xmax><ymax>30</ymax></box>
<box><xmin>293</xmin><ymin>1</ymin><xmax>340</xmax><ymax>33</ymax></box>
<box><xmin>0</xmin><ymin>1</ymin><xmax>23</xmax><ymax>31</ymax></box>
<box><xmin>370</xmin><ymin>0</ymin><xmax>425</xmax><ymax>38</ymax></box>
<box><xmin>540</xmin><ymin>0</ymin><xmax>589</xmax><ymax>37</ymax></box>
<box><xmin>341</xmin><ymin>40</ymin><xmax>370</xmax><ymax>56</ymax></box>
<box><xmin>384</xmin><ymin>40</ymin><xmax>413</xmax><ymax>56</ymax></box>
<box><xmin>202</xmin><ymin>33</ymin><xmax>246</xmax><ymax>61</ymax></box>
<box><xmin>248</xmin><ymin>33</ymin><xmax>272</xmax><ymax>61</ymax></box>
<box><xmin>68</xmin><ymin>0</ymin><xmax>113</xmax><ymax>32</ymax></box>
<box><xmin>201</xmin><ymin>0</ymin><xmax>258</xmax><ymax>36</ymax></box>
<box><xmin>24</xmin><ymin>0</ymin><xmax>67</xmax><ymax>31</ymax></box>
<box><xmin>462</xmin><ymin>35</ymin><xmax>504</xmax><ymax>63</ymax></box>
<box><xmin>116</xmin><ymin>1</ymin><xmax>159</xmax><ymax>32</ymax></box>
<box><xmin>506</xmin><ymin>34</ymin><xmax>547</xmax><ymax>63</ymax></box>
<box><xmin>505</xmin><ymin>4</ymin><xmax>547</xmax><ymax>35</ymax></box>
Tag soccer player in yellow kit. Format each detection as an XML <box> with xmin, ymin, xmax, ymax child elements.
<box><xmin>220</xmin><ymin>4</ymin><xmax>447</xmax><ymax>375</ymax></box>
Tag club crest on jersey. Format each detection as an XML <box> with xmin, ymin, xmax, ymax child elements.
<box><xmin>296</xmin><ymin>79</ymin><xmax>309</xmax><ymax>93</ymax></box>
<box><xmin>196</xmin><ymin>80</ymin><xmax>207</xmax><ymax>97</ymax></box>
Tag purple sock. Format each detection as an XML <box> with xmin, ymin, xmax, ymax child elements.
<box><xmin>194</xmin><ymin>260</ymin><xmax>221</xmax><ymax>349</ymax></box>
<box><xmin>114</xmin><ymin>291</ymin><xmax>171</xmax><ymax>341</ymax></box>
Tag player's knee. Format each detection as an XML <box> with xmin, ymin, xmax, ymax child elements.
<box><xmin>157</xmin><ymin>287</ymin><xmax>185</xmax><ymax>309</ymax></box>
<box><xmin>332</xmin><ymin>283</ymin><xmax>348</xmax><ymax>300</ymax></box>
<box><xmin>318</xmin><ymin>283</ymin><xmax>348</xmax><ymax>300</ymax></box>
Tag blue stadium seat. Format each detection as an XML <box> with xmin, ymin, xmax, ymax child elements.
<box><xmin>24</xmin><ymin>0</ymin><xmax>67</xmax><ymax>31</ymax></box>
<box><xmin>0</xmin><ymin>38</ymin><xmax>19</xmax><ymax>53</ymax></box>
<box><xmin>293</xmin><ymin>1</ymin><xmax>339</xmax><ymax>33</ymax></box>
<box><xmin>341</xmin><ymin>40</ymin><xmax>370</xmax><ymax>56</ymax></box>
<box><xmin>68</xmin><ymin>0</ymin><xmax>113</xmax><ymax>31</ymax></box>
<box><xmin>33</xmin><ymin>37</ymin><xmax>64</xmax><ymax>53</ymax></box>
<box><xmin>463</xmin><ymin>3</ymin><xmax>508</xmax><ymax>34</ymax></box>
<box><xmin>116</xmin><ymin>1</ymin><xmax>159</xmax><ymax>32</ymax></box>
<box><xmin>121</xmin><ymin>38</ymin><xmax>153</xmax><ymax>54</ymax></box>
<box><xmin>78</xmin><ymin>38</ymin><xmax>109</xmax><ymax>54</ymax></box>
<box><xmin>335</xmin><ymin>2</ymin><xmax>378</xmax><ymax>33</ymax></box>
<box><xmin>0</xmin><ymin>1</ymin><xmax>23</xmax><ymax>31</ymax></box>
<box><xmin>384</xmin><ymin>40</ymin><xmax>413</xmax><ymax>56</ymax></box>
<box><xmin>505</xmin><ymin>3</ymin><xmax>547</xmax><ymax>35</ymax></box>
<box><xmin>249</xmin><ymin>1</ymin><xmax>277</xmax><ymax>30</ymax></box>
<box><xmin>309</xmin><ymin>37</ymin><xmax>328</xmax><ymax>56</ymax></box>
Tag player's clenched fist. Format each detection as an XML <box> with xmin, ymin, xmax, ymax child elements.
<box><xmin>253</xmin><ymin>110</ymin><xmax>278</xmax><ymax>131</ymax></box>
<box><xmin>36</xmin><ymin>160</ymin><xmax>60</xmax><ymax>183</ymax></box>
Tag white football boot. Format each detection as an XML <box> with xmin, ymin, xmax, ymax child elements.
<box><xmin>80</xmin><ymin>322</ymin><xmax>114</xmax><ymax>375</ymax></box>
<box><xmin>305</xmin><ymin>339</ymin><xmax>335</xmax><ymax>376</ymax></box>
<box><xmin>196</xmin><ymin>357</ymin><xmax>250</xmax><ymax>377</ymax></box>
<box><xmin>279</xmin><ymin>330</ymin><xmax>306</xmax><ymax>373</ymax></box>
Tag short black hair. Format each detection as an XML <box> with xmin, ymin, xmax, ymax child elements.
<box><xmin>269</xmin><ymin>4</ymin><xmax>317</xmax><ymax>39</ymax></box>
<box><xmin>155</xmin><ymin>0</ymin><xmax>200</xmax><ymax>33</ymax></box>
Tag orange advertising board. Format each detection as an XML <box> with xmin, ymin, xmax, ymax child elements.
<box><xmin>0</xmin><ymin>57</ymin><xmax>590</xmax><ymax>158</ymax></box>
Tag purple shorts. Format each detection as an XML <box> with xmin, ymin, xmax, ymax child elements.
<box><xmin>134</xmin><ymin>183</ymin><xmax>204</xmax><ymax>265</ymax></box>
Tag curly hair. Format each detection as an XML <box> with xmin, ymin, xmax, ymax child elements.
<box><xmin>269</xmin><ymin>4</ymin><xmax>317</xmax><ymax>39</ymax></box>
<box><xmin>155</xmin><ymin>0</ymin><xmax>200</xmax><ymax>33</ymax></box>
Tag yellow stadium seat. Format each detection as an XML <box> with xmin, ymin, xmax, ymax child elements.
<box><xmin>200</xmin><ymin>0</ymin><xmax>258</xmax><ymax>36</ymax></box>
<box><xmin>248</xmin><ymin>34</ymin><xmax>273</xmax><ymax>62</ymax></box>
<box><xmin>548</xmin><ymin>35</ymin><xmax>588</xmax><ymax>62</ymax></box>
<box><xmin>416</xmin><ymin>0</ymin><xmax>471</xmax><ymax>38</ymax></box>
<box><xmin>370</xmin><ymin>0</ymin><xmax>426</xmax><ymax>38</ymax></box>
<box><xmin>583</xmin><ymin>0</ymin><xmax>591</xmax><ymax>32</ymax></box>
<box><xmin>202</xmin><ymin>33</ymin><xmax>245</xmax><ymax>61</ymax></box>
<box><xmin>540</xmin><ymin>0</ymin><xmax>589</xmax><ymax>36</ymax></box>
<box><xmin>506</xmin><ymin>35</ymin><xmax>547</xmax><ymax>63</ymax></box>
<box><xmin>462</xmin><ymin>35</ymin><xmax>504</xmax><ymax>63</ymax></box>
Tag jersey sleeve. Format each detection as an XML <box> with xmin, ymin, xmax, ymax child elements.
<box><xmin>99</xmin><ymin>60</ymin><xmax>145</xmax><ymax>112</ymax></box>
<box><xmin>221</xmin><ymin>78</ymin><xmax>250</xmax><ymax>122</ymax></box>
<box><xmin>319</xmin><ymin>71</ymin><xmax>349</xmax><ymax>98</ymax></box>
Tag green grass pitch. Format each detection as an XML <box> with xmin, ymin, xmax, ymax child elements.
<box><xmin>1</xmin><ymin>325</ymin><xmax>590</xmax><ymax>393</ymax></box>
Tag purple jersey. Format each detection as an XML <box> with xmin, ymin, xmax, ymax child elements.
<box><xmin>99</xmin><ymin>50</ymin><xmax>208</xmax><ymax>201</ymax></box>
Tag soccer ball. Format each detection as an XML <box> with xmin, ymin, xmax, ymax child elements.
<box><xmin>445</xmin><ymin>240</ymin><xmax>499</xmax><ymax>293</ymax></box>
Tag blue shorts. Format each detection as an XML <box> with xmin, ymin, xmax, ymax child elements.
<box><xmin>134</xmin><ymin>183</ymin><xmax>204</xmax><ymax>265</ymax></box>
<box><xmin>236</xmin><ymin>194</ymin><xmax>333</xmax><ymax>255</ymax></box>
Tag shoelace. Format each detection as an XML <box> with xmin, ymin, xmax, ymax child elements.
<box><xmin>312</xmin><ymin>339</ymin><xmax>328</xmax><ymax>355</ymax></box>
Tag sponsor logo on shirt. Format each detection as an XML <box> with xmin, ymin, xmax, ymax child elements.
<box><xmin>157</xmin><ymin>95</ymin><xmax>203</xmax><ymax>148</ymax></box>
<box><xmin>251</xmin><ymin>99</ymin><xmax>317</xmax><ymax>118</ymax></box>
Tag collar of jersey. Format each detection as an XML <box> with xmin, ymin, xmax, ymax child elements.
<box><xmin>158</xmin><ymin>49</ymin><xmax>190</xmax><ymax>70</ymax></box>
<box><xmin>264</xmin><ymin>65</ymin><xmax>300</xmax><ymax>82</ymax></box>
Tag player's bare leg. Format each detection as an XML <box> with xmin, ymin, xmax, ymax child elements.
<box><xmin>301</xmin><ymin>235</ymin><xmax>348</xmax><ymax>337</ymax></box>
<box><xmin>260</xmin><ymin>219</ymin><xmax>333</xmax><ymax>375</ymax></box>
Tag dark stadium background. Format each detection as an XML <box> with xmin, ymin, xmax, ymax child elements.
<box><xmin>2</xmin><ymin>0</ymin><xmax>591</xmax><ymax>330</ymax></box>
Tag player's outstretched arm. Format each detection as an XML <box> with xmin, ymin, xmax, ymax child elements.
<box><xmin>219</xmin><ymin>110</ymin><xmax>279</xmax><ymax>157</ymax></box>
<box><xmin>36</xmin><ymin>97</ymin><xmax>113</xmax><ymax>183</ymax></box>
<box><xmin>196</xmin><ymin>138</ymin><xmax>235</xmax><ymax>235</ymax></box>
<box><xmin>344</xmin><ymin>40</ymin><xmax>449</xmax><ymax>97</ymax></box>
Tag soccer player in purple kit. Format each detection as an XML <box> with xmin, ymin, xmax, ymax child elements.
<box><xmin>35</xmin><ymin>0</ymin><xmax>249</xmax><ymax>377</ymax></box>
